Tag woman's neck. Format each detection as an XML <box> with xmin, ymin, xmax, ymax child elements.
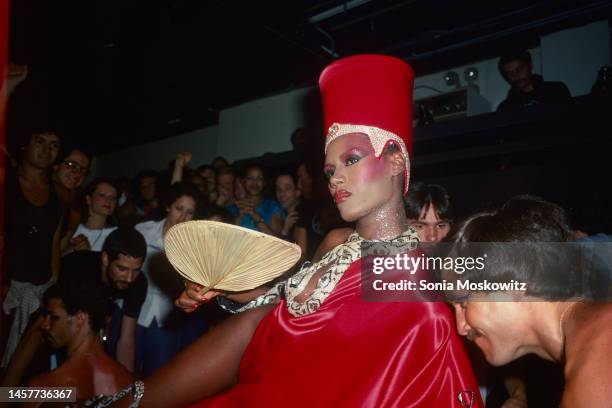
<box><xmin>86</xmin><ymin>213</ymin><xmax>107</xmax><ymax>230</ymax></box>
<box><xmin>250</xmin><ymin>195</ymin><xmax>263</xmax><ymax>206</ymax></box>
<box><xmin>356</xmin><ymin>196</ymin><xmax>408</xmax><ymax>240</ymax></box>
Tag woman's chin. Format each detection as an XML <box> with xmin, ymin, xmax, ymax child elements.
<box><xmin>337</xmin><ymin>206</ymin><xmax>362</xmax><ymax>223</ymax></box>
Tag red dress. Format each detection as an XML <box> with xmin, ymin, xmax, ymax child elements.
<box><xmin>194</xmin><ymin>258</ymin><xmax>482</xmax><ymax>408</ymax></box>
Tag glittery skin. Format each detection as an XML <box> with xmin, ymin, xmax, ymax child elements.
<box><xmin>325</xmin><ymin>123</ymin><xmax>411</xmax><ymax>194</ymax></box>
<box><xmin>362</xmin><ymin>195</ymin><xmax>409</xmax><ymax>241</ymax></box>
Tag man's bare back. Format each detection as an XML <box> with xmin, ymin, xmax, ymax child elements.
<box><xmin>28</xmin><ymin>339</ymin><xmax>133</xmax><ymax>404</ymax></box>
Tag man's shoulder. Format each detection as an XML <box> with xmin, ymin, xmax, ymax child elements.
<box><xmin>119</xmin><ymin>271</ymin><xmax>147</xmax><ymax>317</ymax></box>
<box><xmin>540</xmin><ymin>80</ymin><xmax>568</xmax><ymax>89</ymax></box>
<box><xmin>573</xmin><ymin>303</ymin><xmax>612</xmax><ymax>345</ymax></box>
<box><xmin>564</xmin><ymin>303</ymin><xmax>612</xmax><ymax>406</ymax></box>
<box><xmin>91</xmin><ymin>353</ymin><xmax>135</xmax><ymax>392</ymax></box>
<box><xmin>566</xmin><ymin>303</ymin><xmax>612</xmax><ymax>374</ymax></box>
<box><xmin>129</xmin><ymin>272</ymin><xmax>147</xmax><ymax>293</ymax></box>
<box><xmin>28</xmin><ymin>365</ymin><xmax>78</xmax><ymax>388</ymax></box>
<box><xmin>573</xmin><ymin>303</ymin><xmax>612</xmax><ymax>333</ymax></box>
<box><xmin>539</xmin><ymin>80</ymin><xmax>571</xmax><ymax>96</ymax></box>
<box><xmin>577</xmin><ymin>233</ymin><xmax>612</xmax><ymax>243</ymax></box>
<box><xmin>497</xmin><ymin>89</ymin><xmax>524</xmax><ymax>111</ymax></box>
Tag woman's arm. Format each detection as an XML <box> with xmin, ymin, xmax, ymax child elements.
<box><xmin>254</xmin><ymin>212</ymin><xmax>282</xmax><ymax>236</ymax></box>
<box><xmin>116</xmin><ymin>316</ymin><xmax>137</xmax><ymax>373</ymax></box>
<box><xmin>312</xmin><ymin>227</ymin><xmax>353</xmax><ymax>262</ymax></box>
<box><xmin>138</xmin><ymin>304</ymin><xmax>274</xmax><ymax>407</ymax></box>
<box><xmin>51</xmin><ymin>214</ymin><xmax>65</xmax><ymax>280</ymax></box>
<box><xmin>59</xmin><ymin>208</ymin><xmax>81</xmax><ymax>255</ymax></box>
<box><xmin>269</xmin><ymin>213</ymin><xmax>283</xmax><ymax>235</ymax></box>
<box><xmin>175</xmin><ymin>282</ymin><xmax>268</xmax><ymax>313</ymax></box>
<box><xmin>293</xmin><ymin>226</ymin><xmax>308</xmax><ymax>264</ymax></box>
<box><xmin>170</xmin><ymin>152</ymin><xmax>192</xmax><ymax>185</ymax></box>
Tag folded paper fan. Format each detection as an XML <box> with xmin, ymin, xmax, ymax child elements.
<box><xmin>164</xmin><ymin>220</ymin><xmax>302</xmax><ymax>292</ymax></box>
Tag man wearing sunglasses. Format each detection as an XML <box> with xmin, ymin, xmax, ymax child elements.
<box><xmin>53</xmin><ymin>146</ymin><xmax>92</xmax><ymax>258</ymax></box>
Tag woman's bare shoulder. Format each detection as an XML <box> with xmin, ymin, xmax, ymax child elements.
<box><xmin>312</xmin><ymin>227</ymin><xmax>354</xmax><ymax>262</ymax></box>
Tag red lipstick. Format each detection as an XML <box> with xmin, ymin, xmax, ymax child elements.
<box><xmin>334</xmin><ymin>189</ymin><xmax>352</xmax><ymax>204</ymax></box>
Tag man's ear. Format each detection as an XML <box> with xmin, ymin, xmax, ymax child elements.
<box><xmin>101</xmin><ymin>251</ymin><xmax>109</xmax><ymax>268</ymax></box>
<box><xmin>74</xmin><ymin>311</ymin><xmax>88</xmax><ymax>331</ymax></box>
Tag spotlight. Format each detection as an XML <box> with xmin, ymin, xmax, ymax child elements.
<box><xmin>444</xmin><ymin>71</ymin><xmax>460</xmax><ymax>88</ymax></box>
<box><xmin>464</xmin><ymin>67</ymin><xmax>479</xmax><ymax>83</ymax></box>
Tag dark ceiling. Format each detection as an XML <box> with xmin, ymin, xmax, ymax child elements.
<box><xmin>8</xmin><ymin>0</ymin><xmax>612</xmax><ymax>154</ymax></box>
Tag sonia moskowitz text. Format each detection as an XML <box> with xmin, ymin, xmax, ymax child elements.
<box><xmin>372</xmin><ymin>279</ymin><xmax>527</xmax><ymax>291</ymax></box>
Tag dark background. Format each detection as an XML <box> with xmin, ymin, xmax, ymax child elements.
<box><xmin>8</xmin><ymin>0</ymin><xmax>612</xmax><ymax>154</ymax></box>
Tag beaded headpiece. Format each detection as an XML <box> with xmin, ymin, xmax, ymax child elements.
<box><xmin>319</xmin><ymin>55</ymin><xmax>414</xmax><ymax>194</ymax></box>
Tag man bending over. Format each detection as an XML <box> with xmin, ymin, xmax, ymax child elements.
<box><xmin>448</xmin><ymin>196</ymin><xmax>612</xmax><ymax>407</ymax></box>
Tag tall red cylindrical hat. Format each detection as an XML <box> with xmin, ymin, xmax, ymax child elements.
<box><xmin>319</xmin><ymin>54</ymin><xmax>414</xmax><ymax>194</ymax></box>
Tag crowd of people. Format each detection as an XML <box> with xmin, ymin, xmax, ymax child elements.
<box><xmin>1</xmin><ymin>52</ymin><xmax>610</xmax><ymax>407</ymax></box>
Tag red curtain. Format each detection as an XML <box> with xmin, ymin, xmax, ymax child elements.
<box><xmin>0</xmin><ymin>0</ymin><xmax>10</xmax><ymax>329</ymax></box>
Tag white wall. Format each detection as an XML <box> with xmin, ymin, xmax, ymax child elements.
<box><xmin>216</xmin><ymin>87</ymin><xmax>314</xmax><ymax>162</ymax></box>
<box><xmin>541</xmin><ymin>20</ymin><xmax>611</xmax><ymax>96</ymax></box>
<box><xmin>93</xmin><ymin>125</ymin><xmax>218</xmax><ymax>178</ymax></box>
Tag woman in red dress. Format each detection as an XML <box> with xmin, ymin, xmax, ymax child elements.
<box><xmin>106</xmin><ymin>55</ymin><xmax>482</xmax><ymax>408</ymax></box>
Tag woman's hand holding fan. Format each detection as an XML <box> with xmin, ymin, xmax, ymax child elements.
<box><xmin>175</xmin><ymin>281</ymin><xmax>221</xmax><ymax>312</ymax></box>
<box><xmin>165</xmin><ymin>221</ymin><xmax>301</xmax><ymax>310</ymax></box>
<box><xmin>175</xmin><ymin>281</ymin><xmax>270</xmax><ymax>313</ymax></box>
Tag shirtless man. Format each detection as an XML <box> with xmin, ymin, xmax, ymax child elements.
<box><xmin>448</xmin><ymin>196</ymin><xmax>612</xmax><ymax>407</ymax></box>
<box><xmin>2</xmin><ymin>228</ymin><xmax>146</xmax><ymax>387</ymax></box>
<box><xmin>27</xmin><ymin>282</ymin><xmax>133</xmax><ymax>404</ymax></box>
